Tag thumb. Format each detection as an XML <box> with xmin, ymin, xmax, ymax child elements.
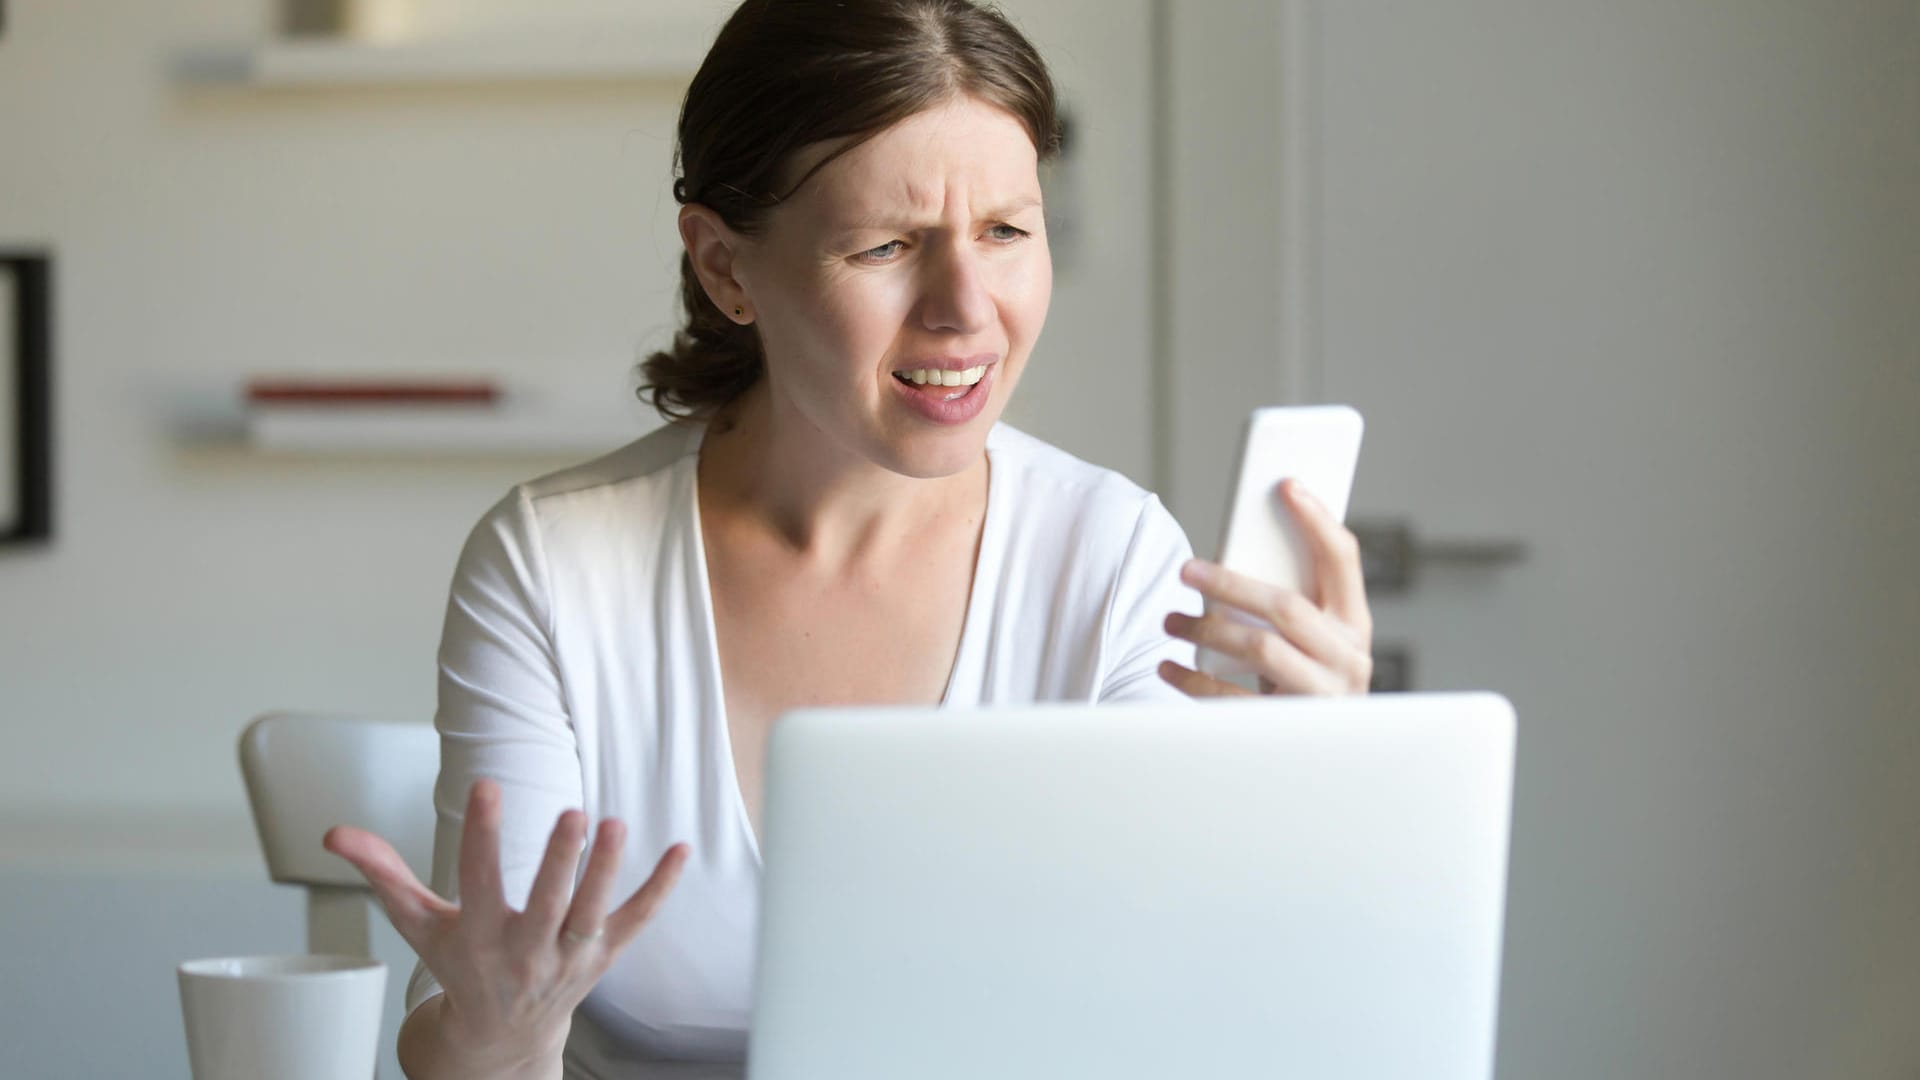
<box><xmin>323</xmin><ymin>825</ymin><xmax>456</xmax><ymax>938</ymax></box>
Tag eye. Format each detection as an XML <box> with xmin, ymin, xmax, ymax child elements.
<box><xmin>858</xmin><ymin>240</ymin><xmax>906</xmax><ymax>263</ymax></box>
<box><xmin>986</xmin><ymin>224</ymin><xmax>1029</xmax><ymax>242</ymax></box>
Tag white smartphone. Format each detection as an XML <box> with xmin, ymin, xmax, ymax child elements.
<box><xmin>1198</xmin><ymin>405</ymin><xmax>1365</xmax><ymax>680</ymax></box>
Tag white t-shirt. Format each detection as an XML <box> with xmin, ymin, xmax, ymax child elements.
<box><xmin>405</xmin><ymin>420</ymin><xmax>1200</xmax><ymax>1078</ymax></box>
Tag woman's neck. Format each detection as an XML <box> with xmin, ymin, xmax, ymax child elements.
<box><xmin>695</xmin><ymin>380</ymin><xmax>986</xmax><ymax>565</ymax></box>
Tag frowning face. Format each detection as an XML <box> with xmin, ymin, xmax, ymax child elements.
<box><xmin>701</xmin><ymin>94</ymin><xmax>1052</xmax><ymax>479</ymax></box>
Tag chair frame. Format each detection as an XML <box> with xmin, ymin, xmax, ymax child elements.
<box><xmin>238</xmin><ymin>711</ymin><xmax>439</xmax><ymax>957</ymax></box>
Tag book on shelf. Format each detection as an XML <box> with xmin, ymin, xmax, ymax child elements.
<box><xmin>243</xmin><ymin>377</ymin><xmax>502</xmax><ymax>406</ymax></box>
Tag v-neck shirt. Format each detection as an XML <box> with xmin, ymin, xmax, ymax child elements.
<box><xmin>405</xmin><ymin>420</ymin><xmax>1200</xmax><ymax>1078</ymax></box>
<box><xmin>688</xmin><ymin>424</ymin><xmax>989</xmax><ymax>860</ymax></box>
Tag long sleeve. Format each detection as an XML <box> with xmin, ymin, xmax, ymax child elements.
<box><xmin>405</xmin><ymin>485</ymin><xmax>586</xmax><ymax>1015</ymax></box>
<box><xmin>1096</xmin><ymin>493</ymin><xmax>1204</xmax><ymax>703</ymax></box>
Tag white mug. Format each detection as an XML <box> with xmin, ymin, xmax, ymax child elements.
<box><xmin>178</xmin><ymin>954</ymin><xmax>386</xmax><ymax>1080</ymax></box>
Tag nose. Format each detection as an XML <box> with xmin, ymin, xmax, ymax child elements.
<box><xmin>918</xmin><ymin>238</ymin><xmax>995</xmax><ymax>335</ymax></box>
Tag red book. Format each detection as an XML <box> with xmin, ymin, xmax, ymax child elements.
<box><xmin>245</xmin><ymin>378</ymin><xmax>502</xmax><ymax>405</ymax></box>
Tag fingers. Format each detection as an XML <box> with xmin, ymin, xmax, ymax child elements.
<box><xmin>1180</xmin><ymin>556</ymin><xmax>1286</xmax><ymax>617</ymax></box>
<box><xmin>457</xmin><ymin>779</ymin><xmax>508</xmax><ymax>928</ymax></box>
<box><xmin>604</xmin><ymin>843</ymin><xmax>692</xmax><ymax>952</ymax></box>
<box><xmin>1168</xmin><ymin>480</ymin><xmax>1375</xmax><ymax>698</ymax></box>
<box><xmin>560</xmin><ymin>818</ymin><xmax>629</xmax><ymax>943</ymax></box>
<box><xmin>1165</xmin><ymin>611</ymin><xmax>1346</xmax><ymax>696</ymax></box>
<box><xmin>1282</xmin><ymin>479</ymin><xmax>1372</xmax><ymax>633</ymax></box>
<box><xmin>1180</xmin><ymin>559</ymin><xmax>1363</xmax><ymax>660</ymax></box>
<box><xmin>519</xmin><ymin>809</ymin><xmax>588</xmax><ymax>936</ymax></box>
<box><xmin>1158</xmin><ymin>659</ymin><xmax>1253</xmax><ymax>698</ymax></box>
<box><xmin>322</xmin><ymin>825</ymin><xmax>454</xmax><ymax>943</ymax></box>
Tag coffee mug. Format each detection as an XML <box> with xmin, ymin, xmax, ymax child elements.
<box><xmin>178</xmin><ymin>954</ymin><xmax>386</xmax><ymax>1080</ymax></box>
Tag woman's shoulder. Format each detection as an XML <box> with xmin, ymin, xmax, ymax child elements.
<box><xmin>987</xmin><ymin>422</ymin><xmax>1162</xmax><ymax>518</ymax></box>
<box><xmin>978</xmin><ymin>425</ymin><xmax>1197</xmax><ymax>692</ymax></box>
<box><xmin>464</xmin><ymin>422</ymin><xmax>702</xmax><ymax>551</ymax></box>
<box><xmin>985</xmin><ymin>423</ymin><xmax>1187</xmax><ymax>564</ymax></box>
<box><xmin>517</xmin><ymin>421</ymin><xmax>703</xmax><ymax>504</ymax></box>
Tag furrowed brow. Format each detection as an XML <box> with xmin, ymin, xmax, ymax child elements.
<box><xmin>831</xmin><ymin>195</ymin><xmax>1044</xmax><ymax>235</ymax></box>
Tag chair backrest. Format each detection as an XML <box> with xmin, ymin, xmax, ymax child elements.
<box><xmin>239</xmin><ymin>712</ymin><xmax>439</xmax><ymax>956</ymax></box>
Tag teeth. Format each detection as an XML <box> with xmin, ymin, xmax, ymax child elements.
<box><xmin>898</xmin><ymin>365</ymin><xmax>986</xmax><ymax>387</ymax></box>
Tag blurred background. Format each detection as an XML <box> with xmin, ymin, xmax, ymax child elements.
<box><xmin>1</xmin><ymin>0</ymin><xmax>1916</xmax><ymax>1076</ymax></box>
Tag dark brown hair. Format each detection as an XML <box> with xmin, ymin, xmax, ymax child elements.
<box><xmin>637</xmin><ymin>0</ymin><xmax>1061</xmax><ymax>423</ymax></box>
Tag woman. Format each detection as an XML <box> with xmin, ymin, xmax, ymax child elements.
<box><xmin>325</xmin><ymin>1</ymin><xmax>1374</xmax><ymax>1076</ymax></box>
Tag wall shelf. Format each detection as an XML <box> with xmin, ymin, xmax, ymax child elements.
<box><xmin>242</xmin><ymin>404</ymin><xmax>652</xmax><ymax>455</ymax></box>
<box><xmin>165</xmin><ymin>376</ymin><xmax>660</xmax><ymax>458</ymax></box>
<box><xmin>178</xmin><ymin>26</ymin><xmax>712</xmax><ymax>88</ymax></box>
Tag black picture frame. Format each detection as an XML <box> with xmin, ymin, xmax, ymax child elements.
<box><xmin>1</xmin><ymin>251</ymin><xmax>52</xmax><ymax>547</ymax></box>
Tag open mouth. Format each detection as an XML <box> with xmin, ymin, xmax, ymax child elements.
<box><xmin>891</xmin><ymin>364</ymin><xmax>989</xmax><ymax>402</ymax></box>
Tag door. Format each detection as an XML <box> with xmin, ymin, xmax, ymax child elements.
<box><xmin>1168</xmin><ymin>2</ymin><xmax>1920</xmax><ymax>1077</ymax></box>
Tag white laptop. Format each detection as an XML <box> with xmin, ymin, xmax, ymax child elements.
<box><xmin>745</xmin><ymin>692</ymin><xmax>1516</xmax><ymax>1080</ymax></box>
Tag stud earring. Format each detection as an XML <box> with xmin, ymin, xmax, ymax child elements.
<box><xmin>733</xmin><ymin>306</ymin><xmax>744</xmax><ymax>319</ymax></box>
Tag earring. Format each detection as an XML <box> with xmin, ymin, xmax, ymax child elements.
<box><xmin>733</xmin><ymin>306</ymin><xmax>745</xmax><ymax>320</ymax></box>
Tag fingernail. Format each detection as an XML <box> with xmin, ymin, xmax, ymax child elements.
<box><xmin>1181</xmin><ymin>559</ymin><xmax>1211</xmax><ymax>584</ymax></box>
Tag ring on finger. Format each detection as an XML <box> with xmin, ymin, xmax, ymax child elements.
<box><xmin>561</xmin><ymin>925</ymin><xmax>604</xmax><ymax>946</ymax></box>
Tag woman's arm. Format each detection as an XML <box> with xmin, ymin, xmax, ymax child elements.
<box><xmin>325</xmin><ymin>487</ymin><xmax>690</xmax><ymax>1075</ymax></box>
<box><xmin>413</xmin><ymin>485</ymin><xmax>586</xmax><ymax>1000</ymax></box>
<box><xmin>397</xmin><ymin>993</ymin><xmax>567</xmax><ymax>1080</ymax></box>
<box><xmin>1096</xmin><ymin>493</ymin><xmax>1203</xmax><ymax>702</ymax></box>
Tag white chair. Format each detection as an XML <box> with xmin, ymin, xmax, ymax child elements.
<box><xmin>238</xmin><ymin>712</ymin><xmax>440</xmax><ymax>957</ymax></box>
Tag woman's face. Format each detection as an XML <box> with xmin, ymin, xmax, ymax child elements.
<box><xmin>729</xmin><ymin>95</ymin><xmax>1052</xmax><ymax>479</ymax></box>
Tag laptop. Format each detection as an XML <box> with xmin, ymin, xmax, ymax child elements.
<box><xmin>745</xmin><ymin>692</ymin><xmax>1516</xmax><ymax>1080</ymax></box>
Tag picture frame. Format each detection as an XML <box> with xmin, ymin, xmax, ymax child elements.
<box><xmin>1</xmin><ymin>251</ymin><xmax>52</xmax><ymax>547</ymax></box>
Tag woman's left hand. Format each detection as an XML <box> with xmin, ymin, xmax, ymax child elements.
<box><xmin>1158</xmin><ymin>478</ymin><xmax>1374</xmax><ymax>697</ymax></box>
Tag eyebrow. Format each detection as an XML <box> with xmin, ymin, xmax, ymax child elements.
<box><xmin>832</xmin><ymin>195</ymin><xmax>1044</xmax><ymax>233</ymax></box>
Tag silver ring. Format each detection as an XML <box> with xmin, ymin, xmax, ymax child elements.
<box><xmin>562</xmin><ymin>926</ymin><xmax>604</xmax><ymax>946</ymax></box>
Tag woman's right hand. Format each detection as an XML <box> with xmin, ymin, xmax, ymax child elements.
<box><xmin>323</xmin><ymin>778</ymin><xmax>690</xmax><ymax>1071</ymax></box>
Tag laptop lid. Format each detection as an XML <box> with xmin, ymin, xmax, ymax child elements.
<box><xmin>747</xmin><ymin>692</ymin><xmax>1516</xmax><ymax>1080</ymax></box>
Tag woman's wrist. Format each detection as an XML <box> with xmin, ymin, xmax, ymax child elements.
<box><xmin>399</xmin><ymin>994</ymin><xmax>570</xmax><ymax>1080</ymax></box>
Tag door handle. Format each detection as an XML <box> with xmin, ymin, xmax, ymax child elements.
<box><xmin>1349</xmin><ymin>520</ymin><xmax>1527</xmax><ymax>595</ymax></box>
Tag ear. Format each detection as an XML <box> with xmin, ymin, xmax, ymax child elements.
<box><xmin>679</xmin><ymin>205</ymin><xmax>754</xmax><ymax>324</ymax></box>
